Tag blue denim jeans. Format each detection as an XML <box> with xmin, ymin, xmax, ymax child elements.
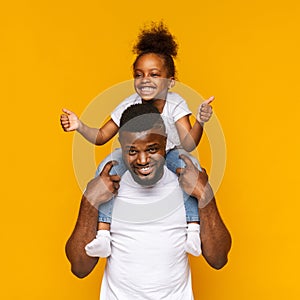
<box><xmin>96</xmin><ymin>148</ymin><xmax>200</xmax><ymax>223</ymax></box>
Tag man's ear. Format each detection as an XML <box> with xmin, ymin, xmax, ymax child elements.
<box><xmin>163</xmin><ymin>136</ymin><xmax>167</xmax><ymax>150</ymax></box>
<box><xmin>168</xmin><ymin>78</ymin><xmax>175</xmax><ymax>89</ymax></box>
<box><xmin>118</xmin><ymin>135</ymin><xmax>123</xmax><ymax>147</ymax></box>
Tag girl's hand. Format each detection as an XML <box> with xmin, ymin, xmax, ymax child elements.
<box><xmin>197</xmin><ymin>96</ymin><xmax>214</xmax><ymax>125</ymax></box>
<box><xmin>60</xmin><ymin>108</ymin><xmax>81</xmax><ymax>131</ymax></box>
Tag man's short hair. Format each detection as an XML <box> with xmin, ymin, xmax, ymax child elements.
<box><xmin>119</xmin><ymin>103</ymin><xmax>166</xmax><ymax>135</ymax></box>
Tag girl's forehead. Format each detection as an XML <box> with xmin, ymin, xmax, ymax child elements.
<box><xmin>135</xmin><ymin>53</ymin><xmax>165</xmax><ymax>68</ymax></box>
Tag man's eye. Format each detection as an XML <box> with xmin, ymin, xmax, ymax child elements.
<box><xmin>128</xmin><ymin>149</ymin><xmax>137</xmax><ymax>155</ymax></box>
<box><xmin>148</xmin><ymin>147</ymin><xmax>158</xmax><ymax>153</ymax></box>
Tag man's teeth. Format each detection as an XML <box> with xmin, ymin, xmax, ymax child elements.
<box><xmin>141</xmin><ymin>167</ymin><xmax>150</xmax><ymax>171</ymax></box>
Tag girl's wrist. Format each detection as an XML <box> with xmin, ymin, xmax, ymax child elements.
<box><xmin>195</xmin><ymin>118</ymin><xmax>205</xmax><ymax>127</ymax></box>
<box><xmin>76</xmin><ymin>120</ymin><xmax>84</xmax><ymax>133</ymax></box>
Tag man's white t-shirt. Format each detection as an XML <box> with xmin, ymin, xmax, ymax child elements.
<box><xmin>99</xmin><ymin>167</ymin><xmax>194</xmax><ymax>300</ymax></box>
<box><xmin>111</xmin><ymin>92</ymin><xmax>192</xmax><ymax>151</ymax></box>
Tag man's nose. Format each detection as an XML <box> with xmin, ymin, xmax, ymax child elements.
<box><xmin>137</xmin><ymin>152</ymin><xmax>149</xmax><ymax>165</ymax></box>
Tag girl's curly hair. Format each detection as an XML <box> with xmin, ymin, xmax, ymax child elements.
<box><xmin>132</xmin><ymin>21</ymin><xmax>178</xmax><ymax>78</ymax></box>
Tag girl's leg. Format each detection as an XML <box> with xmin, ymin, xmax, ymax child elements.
<box><xmin>166</xmin><ymin>148</ymin><xmax>202</xmax><ymax>256</ymax></box>
<box><xmin>96</xmin><ymin>148</ymin><xmax>127</xmax><ymax>224</ymax></box>
<box><xmin>166</xmin><ymin>148</ymin><xmax>201</xmax><ymax>222</ymax></box>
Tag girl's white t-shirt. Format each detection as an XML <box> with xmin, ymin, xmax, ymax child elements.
<box><xmin>99</xmin><ymin>167</ymin><xmax>194</xmax><ymax>300</ymax></box>
<box><xmin>111</xmin><ymin>92</ymin><xmax>192</xmax><ymax>151</ymax></box>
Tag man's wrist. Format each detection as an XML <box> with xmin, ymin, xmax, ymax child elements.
<box><xmin>198</xmin><ymin>183</ymin><xmax>214</xmax><ymax>208</ymax></box>
<box><xmin>81</xmin><ymin>195</ymin><xmax>101</xmax><ymax>214</ymax></box>
<box><xmin>83</xmin><ymin>190</ymin><xmax>108</xmax><ymax>210</ymax></box>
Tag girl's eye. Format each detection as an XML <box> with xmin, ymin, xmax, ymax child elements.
<box><xmin>134</xmin><ymin>73</ymin><xmax>142</xmax><ymax>78</ymax></box>
<box><xmin>151</xmin><ymin>73</ymin><xmax>160</xmax><ymax>77</ymax></box>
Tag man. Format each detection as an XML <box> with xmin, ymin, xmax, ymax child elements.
<box><xmin>65</xmin><ymin>103</ymin><xmax>231</xmax><ymax>299</ymax></box>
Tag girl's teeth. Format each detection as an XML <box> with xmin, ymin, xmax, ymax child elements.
<box><xmin>141</xmin><ymin>87</ymin><xmax>154</xmax><ymax>91</ymax></box>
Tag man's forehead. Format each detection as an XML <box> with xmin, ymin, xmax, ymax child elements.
<box><xmin>119</xmin><ymin>128</ymin><xmax>166</xmax><ymax>144</ymax></box>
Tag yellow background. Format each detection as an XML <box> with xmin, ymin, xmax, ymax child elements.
<box><xmin>1</xmin><ymin>0</ymin><xmax>299</xmax><ymax>299</ymax></box>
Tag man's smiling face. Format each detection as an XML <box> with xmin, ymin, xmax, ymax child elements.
<box><xmin>119</xmin><ymin>128</ymin><xmax>167</xmax><ymax>186</ymax></box>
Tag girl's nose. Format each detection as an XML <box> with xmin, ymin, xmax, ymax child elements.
<box><xmin>141</xmin><ymin>76</ymin><xmax>150</xmax><ymax>83</ymax></box>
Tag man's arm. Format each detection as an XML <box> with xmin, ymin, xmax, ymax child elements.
<box><xmin>198</xmin><ymin>199</ymin><xmax>231</xmax><ymax>269</ymax></box>
<box><xmin>65</xmin><ymin>161</ymin><xmax>121</xmax><ymax>278</ymax></box>
<box><xmin>176</xmin><ymin>155</ymin><xmax>232</xmax><ymax>269</ymax></box>
<box><xmin>65</xmin><ymin>196</ymin><xmax>99</xmax><ymax>278</ymax></box>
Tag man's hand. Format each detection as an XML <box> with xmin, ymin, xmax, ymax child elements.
<box><xmin>176</xmin><ymin>154</ymin><xmax>214</xmax><ymax>208</ymax></box>
<box><xmin>84</xmin><ymin>161</ymin><xmax>121</xmax><ymax>208</ymax></box>
<box><xmin>60</xmin><ymin>108</ymin><xmax>82</xmax><ymax>132</ymax></box>
<box><xmin>197</xmin><ymin>96</ymin><xmax>214</xmax><ymax>125</ymax></box>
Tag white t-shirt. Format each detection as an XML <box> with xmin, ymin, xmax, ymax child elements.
<box><xmin>99</xmin><ymin>167</ymin><xmax>194</xmax><ymax>300</ymax></box>
<box><xmin>111</xmin><ymin>92</ymin><xmax>192</xmax><ymax>151</ymax></box>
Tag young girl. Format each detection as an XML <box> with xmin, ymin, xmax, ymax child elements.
<box><xmin>61</xmin><ymin>22</ymin><xmax>213</xmax><ymax>258</ymax></box>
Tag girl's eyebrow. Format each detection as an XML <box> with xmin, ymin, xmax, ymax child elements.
<box><xmin>134</xmin><ymin>68</ymin><xmax>161</xmax><ymax>72</ymax></box>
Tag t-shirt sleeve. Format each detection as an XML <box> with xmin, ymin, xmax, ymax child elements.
<box><xmin>111</xmin><ymin>94</ymin><xmax>140</xmax><ymax>127</ymax></box>
<box><xmin>169</xmin><ymin>93</ymin><xmax>192</xmax><ymax>122</ymax></box>
<box><xmin>111</xmin><ymin>104</ymin><xmax>123</xmax><ymax>127</ymax></box>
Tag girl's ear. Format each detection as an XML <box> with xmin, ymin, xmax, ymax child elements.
<box><xmin>168</xmin><ymin>78</ymin><xmax>175</xmax><ymax>89</ymax></box>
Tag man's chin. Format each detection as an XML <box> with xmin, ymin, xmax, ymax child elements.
<box><xmin>131</xmin><ymin>171</ymin><xmax>163</xmax><ymax>186</ymax></box>
<box><xmin>133</xmin><ymin>175</ymin><xmax>158</xmax><ymax>186</ymax></box>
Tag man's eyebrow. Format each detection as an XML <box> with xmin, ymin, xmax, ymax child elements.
<box><xmin>124</xmin><ymin>145</ymin><xmax>136</xmax><ymax>149</ymax></box>
<box><xmin>147</xmin><ymin>143</ymin><xmax>160</xmax><ymax>148</ymax></box>
<box><xmin>123</xmin><ymin>143</ymin><xmax>159</xmax><ymax>148</ymax></box>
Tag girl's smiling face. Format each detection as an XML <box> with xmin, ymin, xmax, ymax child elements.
<box><xmin>133</xmin><ymin>53</ymin><xmax>174</xmax><ymax>101</ymax></box>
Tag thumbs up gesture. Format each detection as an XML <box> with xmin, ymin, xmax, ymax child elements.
<box><xmin>84</xmin><ymin>161</ymin><xmax>121</xmax><ymax>208</ymax></box>
<box><xmin>60</xmin><ymin>108</ymin><xmax>82</xmax><ymax>132</ymax></box>
<box><xmin>197</xmin><ymin>96</ymin><xmax>214</xmax><ymax>125</ymax></box>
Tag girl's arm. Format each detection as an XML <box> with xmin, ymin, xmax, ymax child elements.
<box><xmin>61</xmin><ymin>108</ymin><xmax>119</xmax><ymax>145</ymax></box>
<box><xmin>78</xmin><ymin>118</ymin><xmax>119</xmax><ymax>145</ymax></box>
<box><xmin>175</xmin><ymin>115</ymin><xmax>203</xmax><ymax>152</ymax></box>
<box><xmin>175</xmin><ymin>97</ymin><xmax>214</xmax><ymax>152</ymax></box>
